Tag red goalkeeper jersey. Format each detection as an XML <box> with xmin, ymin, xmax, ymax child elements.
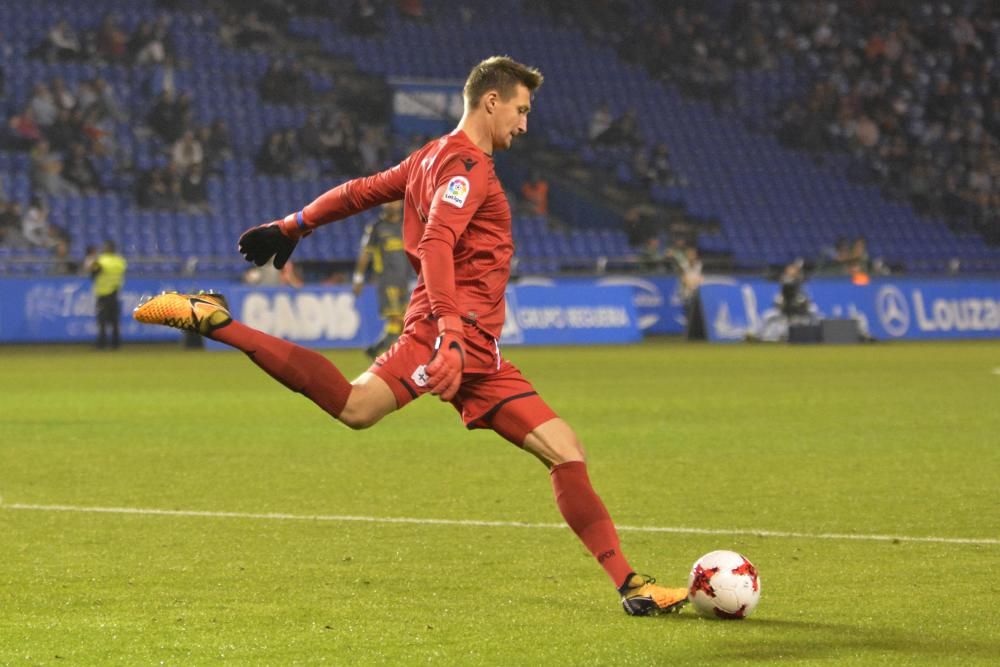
<box><xmin>299</xmin><ymin>130</ymin><xmax>512</xmax><ymax>338</ymax></box>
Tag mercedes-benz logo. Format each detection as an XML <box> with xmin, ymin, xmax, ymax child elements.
<box><xmin>876</xmin><ymin>285</ymin><xmax>910</xmax><ymax>337</ymax></box>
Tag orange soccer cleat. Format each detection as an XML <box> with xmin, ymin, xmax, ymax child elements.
<box><xmin>620</xmin><ymin>574</ymin><xmax>688</xmax><ymax>616</ymax></box>
<box><xmin>133</xmin><ymin>291</ymin><xmax>232</xmax><ymax>336</ymax></box>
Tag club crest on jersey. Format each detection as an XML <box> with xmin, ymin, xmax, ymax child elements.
<box><xmin>441</xmin><ymin>176</ymin><xmax>470</xmax><ymax>208</ymax></box>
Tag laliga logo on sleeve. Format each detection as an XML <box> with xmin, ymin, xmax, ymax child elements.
<box><xmin>441</xmin><ymin>176</ymin><xmax>470</xmax><ymax>208</ymax></box>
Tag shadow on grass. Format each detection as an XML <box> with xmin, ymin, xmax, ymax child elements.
<box><xmin>669</xmin><ymin>615</ymin><xmax>995</xmax><ymax>663</ymax></box>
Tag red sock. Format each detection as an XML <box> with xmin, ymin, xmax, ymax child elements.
<box><xmin>211</xmin><ymin>321</ymin><xmax>352</xmax><ymax>418</ymax></box>
<box><xmin>550</xmin><ymin>461</ymin><xmax>633</xmax><ymax>589</ymax></box>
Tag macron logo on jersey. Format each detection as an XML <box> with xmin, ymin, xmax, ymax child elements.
<box><xmin>441</xmin><ymin>176</ymin><xmax>471</xmax><ymax>208</ymax></box>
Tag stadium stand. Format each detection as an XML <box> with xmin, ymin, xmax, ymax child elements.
<box><xmin>0</xmin><ymin>0</ymin><xmax>997</xmax><ymax>279</ymax></box>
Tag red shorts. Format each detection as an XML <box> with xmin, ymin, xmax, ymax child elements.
<box><xmin>369</xmin><ymin>316</ymin><xmax>557</xmax><ymax>445</ymax></box>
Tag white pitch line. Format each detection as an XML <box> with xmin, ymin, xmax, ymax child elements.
<box><xmin>1</xmin><ymin>502</ymin><xmax>997</xmax><ymax>546</ymax></box>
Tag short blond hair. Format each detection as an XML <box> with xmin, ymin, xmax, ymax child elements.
<box><xmin>463</xmin><ymin>56</ymin><xmax>543</xmax><ymax>107</ymax></box>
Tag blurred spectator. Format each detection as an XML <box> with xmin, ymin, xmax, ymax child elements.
<box><xmin>748</xmin><ymin>260</ymin><xmax>824</xmax><ymax>342</ymax></box>
<box><xmin>50</xmin><ymin>77</ymin><xmax>77</xmax><ymax>112</ymax></box>
<box><xmin>63</xmin><ymin>142</ymin><xmax>103</xmax><ymax>193</ymax></box>
<box><xmin>255</xmin><ymin>131</ymin><xmax>294</xmax><ymax>176</ymax></box>
<box><xmin>519</xmin><ymin>171</ymin><xmax>549</xmax><ymax>218</ymax></box>
<box><xmin>622</xmin><ymin>203</ymin><xmax>658</xmax><ymax>247</ymax></box>
<box><xmin>49</xmin><ymin>239</ymin><xmax>78</xmax><ymax>275</ymax></box>
<box><xmin>80</xmin><ymin>245</ymin><xmax>98</xmax><ymax>275</ymax></box>
<box><xmin>298</xmin><ymin>111</ymin><xmax>326</xmax><ymax>158</ymax></box>
<box><xmin>95</xmin><ymin>14</ymin><xmax>128</xmax><ymax>62</ymax></box>
<box><xmin>848</xmin><ymin>237</ymin><xmax>870</xmax><ymax>275</ymax></box>
<box><xmin>161</xmin><ymin>163</ymin><xmax>183</xmax><ymax>205</ymax></box>
<box><xmin>676</xmin><ymin>244</ymin><xmax>704</xmax><ymax>339</ymax></box>
<box><xmin>143</xmin><ymin>53</ymin><xmax>177</xmax><ymax>98</ymax></box>
<box><xmin>638</xmin><ymin>236</ymin><xmax>668</xmax><ymax>272</ymax></box>
<box><xmin>22</xmin><ymin>196</ymin><xmax>57</xmax><ymax>247</ymax></box>
<box><xmin>76</xmin><ymin>80</ymin><xmax>100</xmax><ymax>117</ymax></box>
<box><xmin>635</xmin><ymin>143</ymin><xmax>681</xmax><ymax>188</ymax></box>
<box><xmin>588</xmin><ymin>102</ymin><xmax>613</xmax><ymax>142</ymax></box>
<box><xmin>29</xmin><ymin>83</ymin><xmax>59</xmax><ymax>128</ymax></box>
<box><xmin>196</xmin><ymin>126</ymin><xmax>219</xmax><ymax>172</ymax></box>
<box><xmin>44</xmin><ymin>108</ymin><xmax>81</xmax><ymax>153</ymax></box>
<box><xmin>136</xmin><ymin>168</ymin><xmax>164</xmax><ymax>209</ymax></box>
<box><xmin>595</xmin><ymin>108</ymin><xmax>642</xmax><ymax>148</ymax></box>
<box><xmin>0</xmin><ymin>201</ymin><xmax>22</xmax><ymax>245</ymax></box>
<box><xmin>282</xmin><ymin>129</ymin><xmax>308</xmax><ymax>178</ymax></box>
<box><xmin>80</xmin><ymin>110</ymin><xmax>115</xmax><ymax>158</ymax></box>
<box><xmin>832</xmin><ymin>237</ymin><xmax>852</xmax><ymax>269</ymax></box>
<box><xmin>323</xmin><ymin>113</ymin><xmax>361</xmax><ymax>173</ymax></box>
<box><xmin>817</xmin><ymin>236</ymin><xmax>851</xmax><ymax>274</ymax></box>
<box><xmin>147</xmin><ymin>90</ymin><xmax>177</xmax><ymax>141</ymax></box>
<box><xmin>259</xmin><ymin>60</ymin><xmax>313</xmax><ymax>104</ymax></box>
<box><xmin>854</xmin><ymin>115</ymin><xmax>879</xmax><ymax>150</ymax></box>
<box><xmin>358</xmin><ymin>124</ymin><xmax>389</xmax><ymax>173</ymax></box>
<box><xmin>6</xmin><ymin>107</ymin><xmax>42</xmax><ymax>150</ymax></box>
<box><xmin>259</xmin><ymin>61</ymin><xmax>285</xmax><ymax>102</ymax></box>
<box><xmin>30</xmin><ymin>140</ymin><xmax>78</xmax><ymax>197</ymax></box>
<box><xmin>664</xmin><ymin>236</ymin><xmax>688</xmax><ymax>271</ymax></box>
<box><xmin>129</xmin><ymin>16</ymin><xmax>171</xmax><ymax>65</ymax></box>
<box><xmin>171</xmin><ymin>130</ymin><xmax>204</xmax><ymax>173</ymax></box>
<box><xmin>679</xmin><ymin>246</ymin><xmax>703</xmax><ymax>293</ymax></box>
<box><xmin>146</xmin><ymin>89</ymin><xmax>188</xmax><ymax>142</ymax></box>
<box><xmin>203</xmin><ymin>119</ymin><xmax>233</xmax><ymax>164</ymax></box>
<box><xmin>127</xmin><ymin>20</ymin><xmax>157</xmax><ymax>63</ymax></box>
<box><xmin>180</xmin><ymin>163</ymin><xmax>209</xmax><ymax>212</ymax></box>
<box><xmin>136</xmin><ymin>165</ymin><xmax>180</xmax><ymax>209</ymax></box>
<box><xmin>40</xmin><ymin>20</ymin><xmax>83</xmax><ymax>62</ymax></box>
<box><xmin>281</xmin><ymin>260</ymin><xmax>305</xmax><ymax>288</ymax></box>
<box><xmin>776</xmin><ymin>259</ymin><xmax>813</xmax><ymax>319</ymax></box>
<box><xmin>93</xmin><ymin>78</ymin><xmax>127</xmax><ymax>123</ymax></box>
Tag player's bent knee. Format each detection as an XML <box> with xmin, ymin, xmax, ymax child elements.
<box><xmin>546</xmin><ymin>442</ymin><xmax>586</xmax><ymax>467</ymax></box>
<box><xmin>339</xmin><ymin>372</ymin><xmax>397</xmax><ymax>430</ymax></box>
<box><xmin>522</xmin><ymin>418</ymin><xmax>587</xmax><ymax>468</ymax></box>
<box><xmin>337</xmin><ymin>408</ymin><xmax>382</xmax><ymax>431</ymax></box>
<box><xmin>337</xmin><ymin>396</ymin><xmax>389</xmax><ymax>430</ymax></box>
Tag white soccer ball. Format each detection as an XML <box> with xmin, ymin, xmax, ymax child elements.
<box><xmin>687</xmin><ymin>550</ymin><xmax>761</xmax><ymax>619</ymax></box>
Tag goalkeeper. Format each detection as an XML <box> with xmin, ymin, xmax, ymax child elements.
<box><xmin>135</xmin><ymin>56</ymin><xmax>687</xmax><ymax>616</ymax></box>
<box><xmin>352</xmin><ymin>200</ymin><xmax>411</xmax><ymax>359</ymax></box>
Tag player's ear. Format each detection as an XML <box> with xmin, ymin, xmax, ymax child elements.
<box><xmin>484</xmin><ymin>91</ymin><xmax>499</xmax><ymax>114</ymax></box>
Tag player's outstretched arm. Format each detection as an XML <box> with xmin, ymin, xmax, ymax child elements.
<box><xmin>237</xmin><ymin>157</ymin><xmax>412</xmax><ymax>269</ymax></box>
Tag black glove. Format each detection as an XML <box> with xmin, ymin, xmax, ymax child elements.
<box><xmin>238</xmin><ymin>222</ymin><xmax>298</xmax><ymax>269</ymax></box>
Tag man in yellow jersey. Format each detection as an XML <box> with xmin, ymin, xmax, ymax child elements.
<box><xmin>352</xmin><ymin>200</ymin><xmax>412</xmax><ymax>359</ymax></box>
<box><xmin>90</xmin><ymin>240</ymin><xmax>127</xmax><ymax>349</ymax></box>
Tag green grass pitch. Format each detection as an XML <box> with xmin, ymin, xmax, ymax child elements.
<box><xmin>1</xmin><ymin>339</ymin><xmax>998</xmax><ymax>665</ymax></box>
